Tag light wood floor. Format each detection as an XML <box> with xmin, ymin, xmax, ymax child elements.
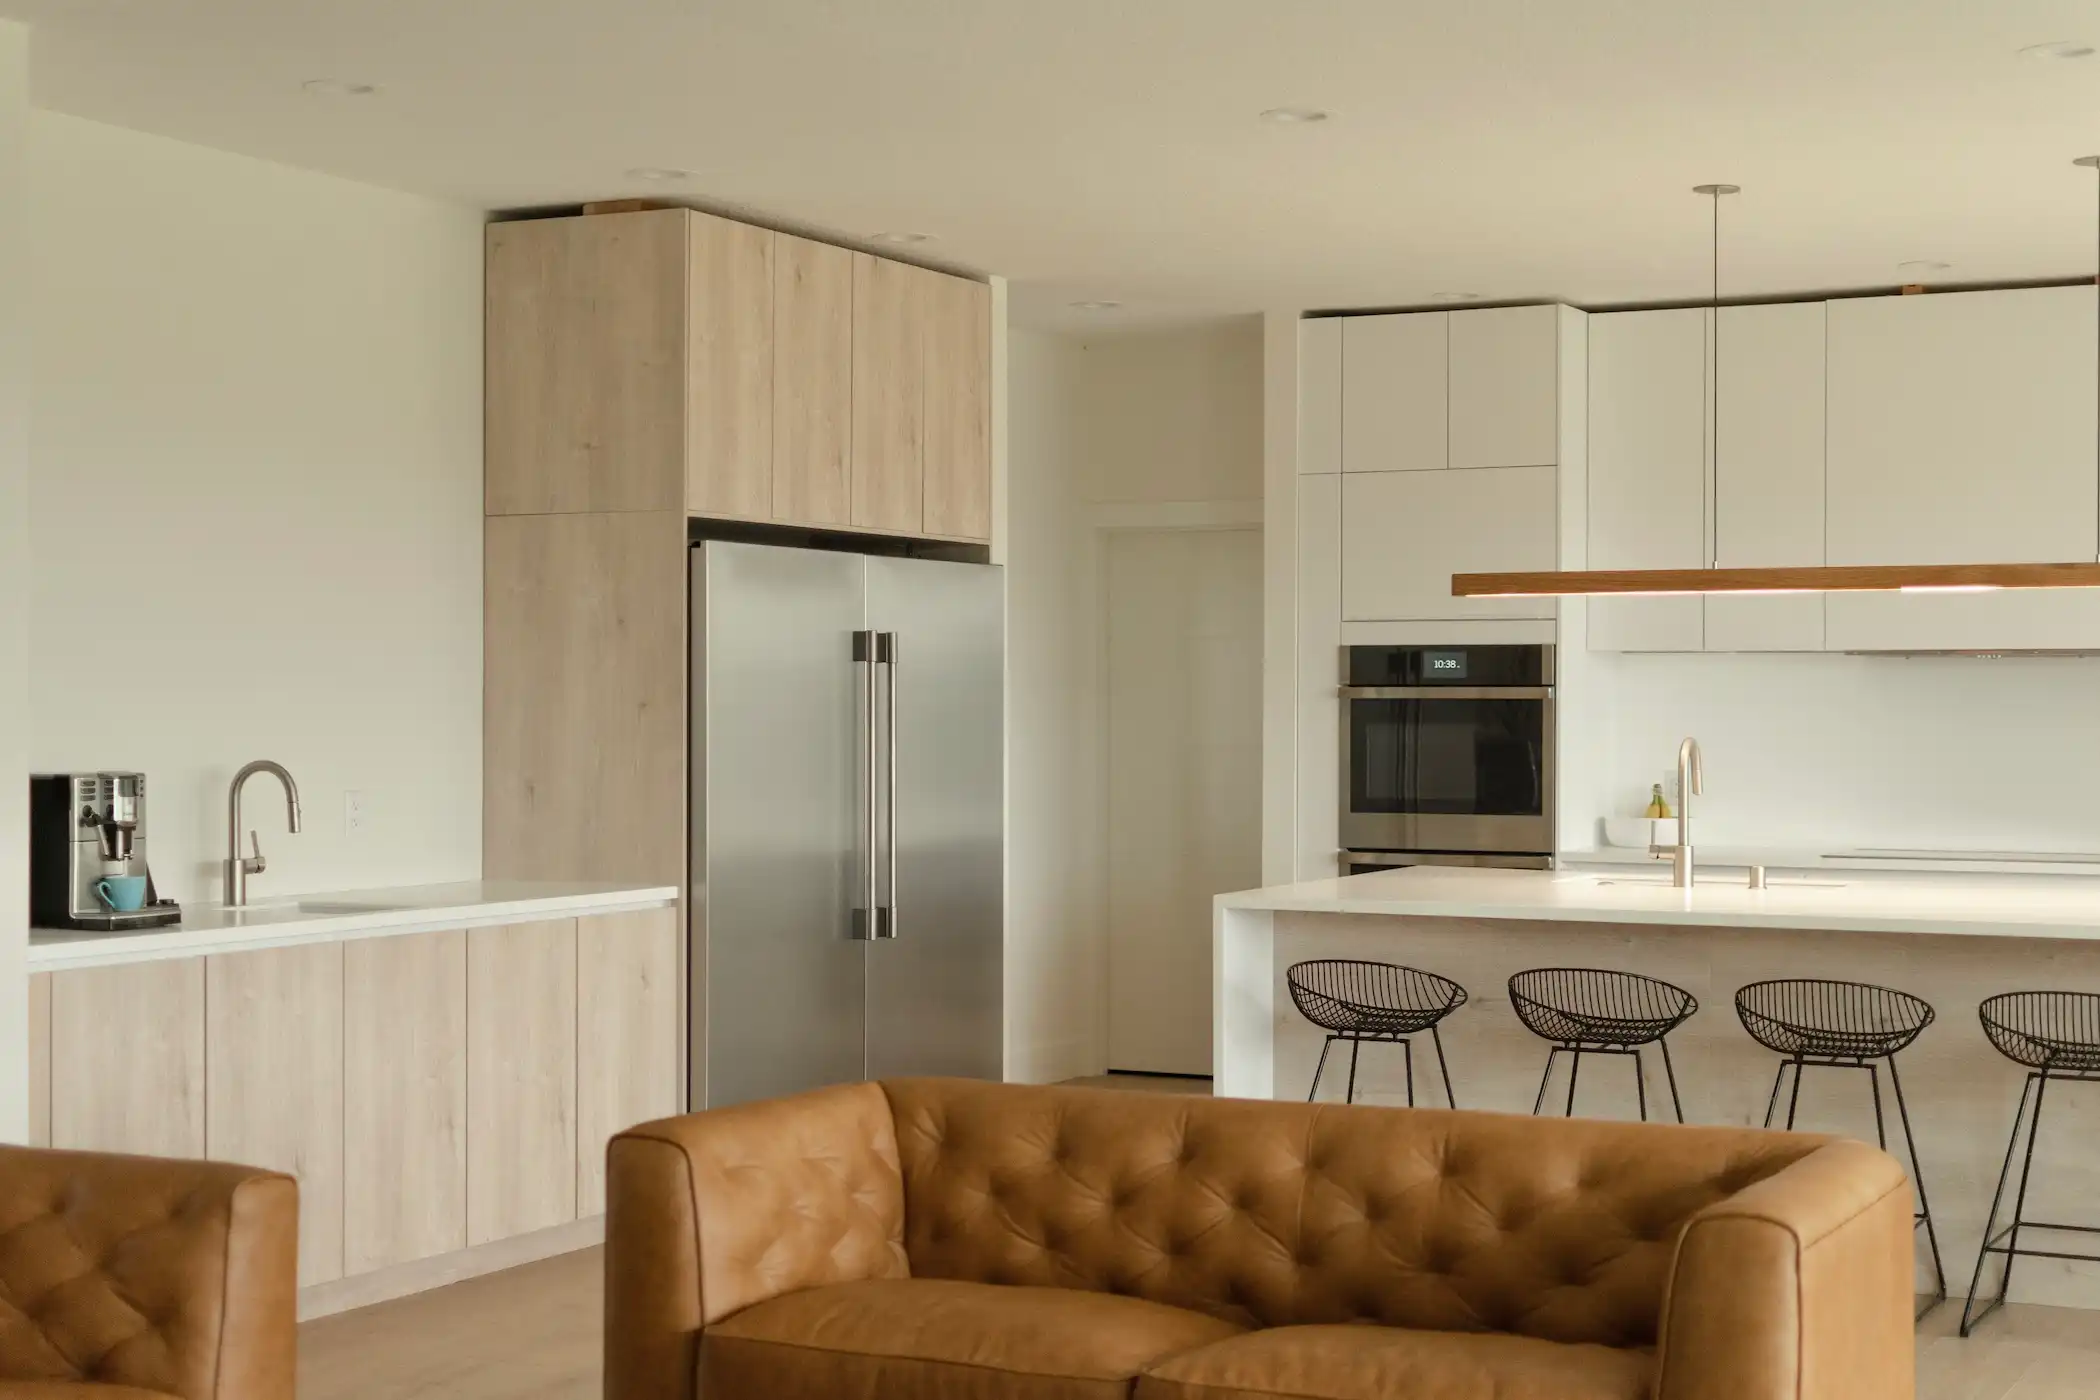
<box><xmin>297</xmin><ymin>1073</ymin><xmax>2100</xmax><ymax>1400</ymax></box>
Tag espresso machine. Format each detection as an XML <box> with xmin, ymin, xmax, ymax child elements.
<box><xmin>30</xmin><ymin>773</ymin><xmax>182</xmax><ymax>930</ymax></box>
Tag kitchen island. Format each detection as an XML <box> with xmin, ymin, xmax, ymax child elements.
<box><xmin>1216</xmin><ymin>864</ymin><xmax>2100</xmax><ymax>1310</ymax></box>
<box><xmin>30</xmin><ymin>879</ymin><xmax>680</xmax><ymax>1318</ymax></box>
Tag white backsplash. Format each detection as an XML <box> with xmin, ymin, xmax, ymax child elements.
<box><xmin>1580</xmin><ymin>650</ymin><xmax>2100</xmax><ymax>855</ymax></box>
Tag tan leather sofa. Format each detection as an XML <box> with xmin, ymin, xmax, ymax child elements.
<box><xmin>0</xmin><ymin>1145</ymin><xmax>297</xmax><ymax>1400</ymax></box>
<box><xmin>606</xmin><ymin>1078</ymin><xmax>1914</xmax><ymax>1400</ymax></box>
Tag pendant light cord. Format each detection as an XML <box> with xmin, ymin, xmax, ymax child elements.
<box><xmin>1712</xmin><ymin>188</ymin><xmax>1721</xmax><ymax>570</ymax></box>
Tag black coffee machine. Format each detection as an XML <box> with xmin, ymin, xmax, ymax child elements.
<box><xmin>30</xmin><ymin>773</ymin><xmax>182</xmax><ymax>930</ymax></box>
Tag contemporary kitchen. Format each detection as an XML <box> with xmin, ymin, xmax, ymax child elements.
<box><xmin>6</xmin><ymin>5</ymin><xmax>2100</xmax><ymax>1400</ymax></box>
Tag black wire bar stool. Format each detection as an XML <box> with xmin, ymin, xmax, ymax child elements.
<box><xmin>1961</xmin><ymin>991</ymin><xmax>2100</xmax><ymax>1336</ymax></box>
<box><xmin>1285</xmin><ymin>960</ymin><xmax>1468</xmax><ymax>1107</ymax></box>
<box><xmin>1509</xmin><ymin>968</ymin><xmax>1697</xmax><ymax>1122</ymax></box>
<box><xmin>1735</xmin><ymin>979</ymin><xmax>1946</xmax><ymax>1319</ymax></box>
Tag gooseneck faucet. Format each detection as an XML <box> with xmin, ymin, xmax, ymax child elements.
<box><xmin>226</xmin><ymin>760</ymin><xmax>302</xmax><ymax>906</ymax></box>
<box><xmin>1670</xmin><ymin>737</ymin><xmax>1704</xmax><ymax>888</ymax></box>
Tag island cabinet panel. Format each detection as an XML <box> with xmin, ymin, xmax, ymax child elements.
<box><xmin>771</xmin><ymin>234</ymin><xmax>855</xmax><ymax>528</ymax></box>
<box><xmin>576</xmin><ymin>908</ymin><xmax>683</xmax><ymax>1215</ymax></box>
<box><xmin>49</xmin><ymin>958</ymin><xmax>205</xmax><ymax>1159</ymax></box>
<box><xmin>205</xmin><ymin>942</ymin><xmax>347</xmax><ymax>1286</ymax></box>
<box><xmin>685</xmin><ymin>212</ymin><xmax>775</xmax><ymax>520</ymax></box>
<box><xmin>467</xmin><ymin>919</ymin><xmax>579</xmax><ymax>1245</ymax></box>
<box><xmin>921</xmin><ymin>270</ymin><xmax>993</xmax><ymax>541</ymax></box>
<box><xmin>851</xmin><ymin>251</ymin><xmax>928</xmax><ymax>534</ymax></box>
<box><xmin>27</xmin><ymin>973</ymin><xmax>48</xmax><ymax>1148</ymax></box>
<box><xmin>344</xmin><ymin>929</ymin><xmax>469</xmax><ymax>1274</ymax></box>
<box><xmin>485</xmin><ymin>210</ymin><xmax>689</xmax><ymax>516</ymax></box>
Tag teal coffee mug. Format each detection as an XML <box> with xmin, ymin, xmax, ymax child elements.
<box><xmin>94</xmin><ymin>875</ymin><xmax>148</xmax><ymax>913</ymax></box>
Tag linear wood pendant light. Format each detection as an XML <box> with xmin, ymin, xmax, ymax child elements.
<box><xmin>1452</xmin><ymin>161</ymin><xmax>2100</xmax><ymax>600</ymax></box>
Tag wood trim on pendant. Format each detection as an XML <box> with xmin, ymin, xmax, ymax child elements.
<box><xmin>1451</xmin><ymin>562</ymin><xmax>2100</xmax><ymax>597</ymax></box>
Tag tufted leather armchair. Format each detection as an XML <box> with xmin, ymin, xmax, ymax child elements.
<box><xmin>606</xmin><ymin>1078</ymin><xmax>1914</xmax><ymax>1400</ymax></box>
<box><xmin>0</xmin><ymin>1145</ymin><xmax>297</xmax><ymax>1400</ymax></box>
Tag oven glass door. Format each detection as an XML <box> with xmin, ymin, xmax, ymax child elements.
<box><xmin>1341</xmin><ymin>691</ymin><xmax>1553</xmax><ymax>853</ymax></box>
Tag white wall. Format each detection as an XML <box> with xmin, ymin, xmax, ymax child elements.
<box><xmin>1004</xmin><ymin>318</ymin><xmax>1265</xmax><ymax>1081</ymax></box>
<box><xmin>0</xmin><ymin>24</ymin><xmax>32</xmax><ymax>1142</ymax></box>
<box><xmin>28</xmin><ymin>113</ymin><xmax>485</xmax><ymax>906</ymax></box>
<box><xmin>1591</xmin><ymin>651</ymin><xmax>2100</xmax><ymax>854</ymax></box>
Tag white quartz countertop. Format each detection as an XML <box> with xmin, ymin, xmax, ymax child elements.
<box><xmin>30</xmin><ymin>880</ymin><xmax>680</xmax><ymax>971</ymax></box>
<box><xmin>1217</xmin><ymin>866</ymin><xmax>2100</xmax><ymax>942</ymax></box>
<box><xmin>1565</xmin><ymin>844</ymin><xmax>2100</xmax><ymax>878</ymax></box>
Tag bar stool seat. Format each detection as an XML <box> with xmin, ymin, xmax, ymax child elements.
<box><xmin>1963</xmin><ymin>991</ymin><xmax>2100</xmax><ymax>1335</ymax></box>
<box><xmin>1285</xmin><ymin>959</ymin><xmax>1467</xmax><ymax>1107</ymax></box>
<box><xmin>1509</xmin><ymin>967</ymin><xmax>1696</xmax><ymax>1122</ymax></box>
<box><xmin>1735</xmin><ymin>979</ymin><xmax>1945</xmax><ymax>1319</ymax></box>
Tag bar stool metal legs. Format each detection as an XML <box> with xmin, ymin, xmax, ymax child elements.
<box><xmin>1962</xmin><ymin>990</ymin><xmax>2100</xmax><ymax>1335</ymax></box>
<box><xmin>1737</xmin><ymin>979</ymin><xmax>1946</xmax><ymax>1320</ymax></box>
<box><xmin>1510</xmin><ymin>969</ymin><xmax>1697</xmax><ymax>1123</ymax></box>
<box><xmin>1288</xmin><ymin>961</ymin><xmax>1467</xmax><ymax>1107</ymax></box>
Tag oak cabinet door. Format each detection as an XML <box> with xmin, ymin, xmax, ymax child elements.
<box><xmin>344</xmin><ymin>930</ymin><xmax>469</xmax><ymax>1273</ymax></box>
<box><xmin>576</xmin><ymin>909</ymin><xmax>682</xmax><ymax>1215</ymax></box>
<box><xmin>50</xmin><ymin>958</ymin><xmax>205</xmax><ymax>1159</ymax></box>
<box><xmin>686</xmin><ymin>213</ymin><xmax>774</xmax><ymax>519</ymax></box>
<box><xmin>772</xmin><ymin>235</ymin><xmax>854</xmax><ymax>528</ymax></box>
<box><xmin>921</xmin><ymin>271</ymin><xmax>992</xmax><ymax>541</ymax></box>
<box><xmin>485</xmin><ymin>211</ymin><xmax>689</xmax><ymax>515</ymax></box>
<box><xmin>206</xmin><ymin>942</ymin><xmax>347</xmax><ymax>1286</ymax></box>
<box><xmin>851</xmin><ymin>253</ymin><xmax>927</xmax><ymax>533</ymax></box>
<box><xmin>467</xmin><ymin>920</ymin><xmax>579</xmax><ymax>1245</ymax></box>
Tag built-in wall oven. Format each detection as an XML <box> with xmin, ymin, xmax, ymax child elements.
<box><xmin>1340</xmin><ymin>643</ymin><xmax>1555</xmax><ymax>873</ymax></box>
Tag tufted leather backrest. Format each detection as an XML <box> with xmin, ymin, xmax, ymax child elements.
<box><xmin>882</xmin><ymin>1078</ymin><xmax>1821</xmax><ymax>1348</ymax></box>
<box><xmin>0</xmin><ymin>1146</ymin><xmax>296</xmax><ymax>1400</ymax></box>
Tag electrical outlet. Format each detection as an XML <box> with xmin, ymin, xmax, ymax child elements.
<box><xmin>344</xmin><ymin>790</ymin><xmax>369</xmax><ymax>834</ymax></box>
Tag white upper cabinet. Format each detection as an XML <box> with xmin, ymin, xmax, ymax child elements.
<box><xmin>1342</xmin><ymin>313</ymin><xmax>1446</xmax><ymax>472</ymax></box>
<box><xmin>1340</xmin><ymin>467</ymin><xmax>1557</xmax><ymax>621</ymax></box>
<box><xmin>1449</xmin><ymin>305</ymin><xmax>1561</xmax><ymax>469</ymax></box>
<box><xmin>1586</xmin><ymin>308</ymin><xmax>1707</xmax><ymax>652</ymax></box>
<box><xmin>1297</xmin><ymin>319</ymin><xmax>1342</xmax><ymax>474</ymax></box>
<box><xmin>1707</xmin><ymin>301</ymin><xmax>1826</xmax><ymax>652</ymax></box>
<box><xmin>1826</xmin><ymin>286</ymin><xmax>2100</xmax><ymax>651</ymax></box>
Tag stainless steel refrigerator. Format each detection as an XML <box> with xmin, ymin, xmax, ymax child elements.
<box><xmin>689</xmin><ymin>539</ymin><xmax>1004</xmax><ymax>1108</ymax></box>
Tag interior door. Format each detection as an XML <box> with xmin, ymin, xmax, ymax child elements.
<box><xmin>863</xmin><ymin>556</ymin><xmax>1004</xmax><ymax>1081</ymax></box>
<box><xmin>1105</xmin><ymin>527</ymin><xmax>1263</xmax><ymax>1076</ymax></box>
<box><xmin>692</xmin><ymin>542</ymin><xmax>866</xmax><ymax>1107</ymax></box>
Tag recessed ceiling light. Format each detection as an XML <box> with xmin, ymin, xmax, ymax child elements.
<box><xmin>2020</xmin><ymin>40</ymin><xmax>2095</xmax><ymax>59</ymax></box>
<box><xmin>1428</xmin><ymin>292</ymin><xmax>1483</xmax><ymax>303</ymax></box>
<box><xmin>1260</xmin><ymin>107</ymin><xmax>1330</xmax><ymax>124</ymax></box>
<box><xmin>300</xmin><ymin>78</ymin><xmax>379</xmax><ymax>97</ymax></box>
<box><xmin>870</xmin><ymin>231</ymin><xmax>933</xmax><ymax>245</ymax></box>
<box><xmin>626</xmin><ymin>167</ymin><xmax>692</xmax><ymax>182</ymax></box>
<box><xmin>1896</xmin><ymin>260</ymin><xmax>1953</xmax><ymax>275</ymax></box>
<box><xmin>1070</xmin><ymin>300</ymin><xmax>1122</xmax><ymax>311</ymax></box>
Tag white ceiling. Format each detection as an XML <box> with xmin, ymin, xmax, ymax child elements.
<box><xmin>8</xmin><ymin>0</ymin><xmax>2100</xmax><ymax>329</ymax></box>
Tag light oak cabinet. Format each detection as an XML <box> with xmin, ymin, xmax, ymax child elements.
<box><xmin>467</xmin><ymin>920</ymin><xmax>578</xmax><ymax>1246</ymax></box>
<box><xmin>344</xmin><ymin>929</ymin><xmax>468</xmax><ymax>1274</ymax></box>
<box><xmin>206</xmin><ymin>943</ymin><xmax>347</xmax><ymax>1286</ymax></box>
<box><xmin>33</xmin><ymin>911</ymin><xmax>678</xmax><ymax>1303</ymax></box>
<box><xmin>48</xmin><ymin>958</ymin><xmax>205</xmax><ymax>1158</ymax></box>
<box><xmin>772</xmin><ymin>236</ymin><xmax>854</xmax><ymax>527</ymax></box>
<box><xmin>486</xmin><ymin>210</ymin><xmax>992</xmax><ymax>543</ymax></box>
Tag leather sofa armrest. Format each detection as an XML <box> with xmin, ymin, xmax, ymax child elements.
<box><xmin>1654</xmin><ymin>1138</ymin><xmax>1914</xmax><ymax>1400</ymax></box>
<box><xmin>604</xmin><ymin>1081</ymin><xmax>909</xmax><ymax>1400</ymax></box>
<box><xmin>0</xmin><ymin>1145</ymin><xmax>296</xmax><ymax>1400</ymax></box>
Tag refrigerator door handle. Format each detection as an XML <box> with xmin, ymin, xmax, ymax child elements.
<box><xmin>879</xmin><ymin>631</ymin><xmax>899</xmax><ymax>938</ymax></box>
<box><xmin>851</xmin><ymin>630</ymin><xmax>880</xmax><ymax>939</ymax></box>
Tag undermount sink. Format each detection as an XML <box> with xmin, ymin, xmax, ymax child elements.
<box><xmin>1589</xmin><ymin>875</ymin><xmax>1847</xmax><ymax>890</ymax></box>
<box><xmin>296</xmin><ymin>898</ymin><xmax>421</xmax><ymax>915</ymax></box>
